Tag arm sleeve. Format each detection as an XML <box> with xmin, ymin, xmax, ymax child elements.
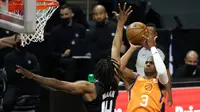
<box><xmin>150</xmin><ymin>47</ymin><xmax>168</xmax><ymax>84</ymax></box>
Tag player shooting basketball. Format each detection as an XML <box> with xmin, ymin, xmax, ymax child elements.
<box><xmin>112</xmin><ymin>8</ymin><xmax>169</xmax><ymax>112</ymax></box>
<box><xmin>16</xmin><ymin>3</ymin><xmax>132</xmax><ymax>112</ymax></box>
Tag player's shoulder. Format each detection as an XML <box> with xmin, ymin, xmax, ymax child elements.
<box><xmin>135</xmin><ymin>75</ymin><xmax>144</xmax><ymax>82</ymax></box>
<box><xmin>93</xmin><ymin>80</ymin><xmax>104</xmax><ymax>89</ymax></box>
<box><xmin>136</xmin><ymin>75</ymin><xmax>142</xmax><ymax>79</ymax></box>
<box><xmin>152</xmin><ymin>78</ymin><xmax>159</xmax><ymax>84</ymax></box>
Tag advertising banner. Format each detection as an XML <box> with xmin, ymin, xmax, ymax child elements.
<box><xmin>115</xmin><ymin>87</ymin><xmax>200</xmax><ymax>112</ymax></box>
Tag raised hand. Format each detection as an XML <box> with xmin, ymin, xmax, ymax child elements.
<box><xmin>16</xmin><ymin>65</ymin><xmax>34</xmax><ymax>79</ymax></box>
<box><xmin>142</xmin><ymin>27</ymin><xmax>157</xmax><ymax>49</ymax></box>
<box><xmin>112</xmin><ymin>3</ymin><xmax>133</xmax><ymax>26</ymax></box>
<box><xmin>129</xmin><ymin>41</ymin><xmax>141</xmax><ymax>50</ymax></box>
<box><xmin>147</xmin><ymin>27</ymin><xmax>158</xmax><ymax>40</ymax></box>
<box><xmin>142</xmin><ymin>34</ymin><xmax>156</xmax><ymax>48</ymax></box>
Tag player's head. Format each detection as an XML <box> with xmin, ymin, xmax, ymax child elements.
<box><xmin>146</xmin><ymin>23</ymin><xmax>157</xmax><ymax>37</ymax></box>
<box><xmin>144</xmin><ymin>56</ymin><xmax>157</xmax><ymax>77</ymax></box>
<box><xmin>146</xmin><ymin>23</ymin><xmax>157</xmax><ymax>28</ymax></box>
<box><xmin>60</xmin><ymin>4</ymin><xmax>73</xmax><ymax>24</ymax></box>
<box><xmin>92</xmin><ymin>5</ymin><xmax>107</xmax><ymax>22</ymax></box>
<box><xmin>185</xmin><ymin>50</ymin><xmax>199</xmax><ymax>65</ymax></box>
<box><xmin>94</xmin><ymin>57</ymin><xmax>120</xmax><ymax>89</ymax></box>
<box><xmin>143</xmin><ymin>23</ymin><xmax>158</xmax><ymax>49</ymax></box>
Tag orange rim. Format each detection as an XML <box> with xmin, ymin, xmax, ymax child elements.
<box><xmin>0</xmin><ymin>0</ymin><xmax>59</xmax><ymax>11</ymax></box>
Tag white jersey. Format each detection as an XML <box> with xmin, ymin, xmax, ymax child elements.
<box><xmin>136</xmin><ymin>47</ymin><xmax>165</xmax><ymax>76</ymax></box>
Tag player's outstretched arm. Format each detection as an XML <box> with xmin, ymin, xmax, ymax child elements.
<box><xmin>151</xmin><ymin>46</ymin><xmax>168</xmax><ymax>84</ymax></box>
<box><xmin>119</xmin><ymin>43</ymin><xmax>141</xmax><ymax>86</ymax></box>
<box><xmin>0</xmin><ymin>35</ymin><xmax>16</xmax><ymax>49</ymax></box>
<box><xmin>16</xmin><ymin>65</ymin><xmax>95</xmax><ymax>95</ymax></box>
<box><xmin>144</xmin><ymin>28</ymin><xmax>168</xmax><ymax>84</ymax></box>
<box><xmin>111</xmin><ymin>3</ymin><xmax>132</xmax><ymax>64</ymax></box>
<box><xmin>120</xmin><ymin>43</ymin><xmax>140</xmax><ymax>69</ymax></box>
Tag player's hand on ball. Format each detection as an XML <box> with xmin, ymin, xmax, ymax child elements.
<box><xmin>142</xmin><ymin>27</ymin><xmax>158</xmax><ymax>49</ymax></box>
<box><xmin>16</xmin><ymin>65</ymin><xmax>34</xmax><ymax>79</ymax></box>
<box><xmin>112</xmin><ymin>2</ymin><xmax>133</xmax><ymax>25</ymax></box>
<box><xmin>129</xmin><ymin>41</ymin><xmax>141</xmax><ymax>49</ymax></box>
<box><xmin>142</xmin><ymin>33</ymin><xmax>156</xmax><ymax>48</ymax></box>
<box><xmin>147</xmin><ymin>27</ymin><xmax>158</xmax><ymax>40</ymax></box>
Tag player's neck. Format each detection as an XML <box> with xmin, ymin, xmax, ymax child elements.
<box><xmin>144</xmin><ymin>74</ymin><xmax>156</xmax><ymax>79</ymax></box>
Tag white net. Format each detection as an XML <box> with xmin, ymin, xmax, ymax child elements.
<box><xmin>20</xmin><ymin>6</ymin><xmax>58</xmax><ymax>46</ymax></box>
<box><xmin>0</xmin><ymin>0</ymin><xmax>59</xmax><ymax>46</ymax></box>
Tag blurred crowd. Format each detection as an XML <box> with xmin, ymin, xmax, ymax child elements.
<box><xmin>0</xmin><ymin>0</ymin><xmax>199</xmax><ymax>112</ymax></box>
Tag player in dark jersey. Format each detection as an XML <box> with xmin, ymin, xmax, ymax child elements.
<box><xmin>84</xmin><ymin>58</ymin><xmax>120</xmax><ymax>112</ymax></box>
<box><xmin>16</xmin><ymin>3</ymin><xmax>132</xmax><ymax>112</ymax></box>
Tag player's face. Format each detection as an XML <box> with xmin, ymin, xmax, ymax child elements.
<box><xmin>144</xmin><ymin>57</ymin><xmax>157</xmax><ymax>75</ymax></box>
<box><xmin>92</xmin><ymin>8</ymin><xmax>107</xmax><ymax>22</ymax></box>
<box><xmin>143</xmin><ymin>27</ymin><xmax>158</xmax><ymax>49</ymax></box>
<box><xmin>60</xmin><ymin>8</ymin><xmax>73</xmax><ymax>19</ymax></box>
<box><xmin>148</xmin><ymin>26</ymin><xmax>157</xmax><ymax>37</ymax></box>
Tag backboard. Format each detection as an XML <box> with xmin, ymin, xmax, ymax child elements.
<box><xmin>0</xmin><ymin>0</ymin><xmax>36</xmax><ymax>33</ymax></box>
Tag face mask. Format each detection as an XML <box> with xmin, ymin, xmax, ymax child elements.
<box><xmin>96</xmin><ymin>19</ymin><xmax>107</xmax><ymax>27</ymax></box>
<box><xmin>61</xmin><ymin>18</ymin><xmax>71</xmax><ymax>25</ymax></box>
<box><xmin>184</xmin><ymin>64</ymin><xmax>197</xmax><ymax>74</ymax></box>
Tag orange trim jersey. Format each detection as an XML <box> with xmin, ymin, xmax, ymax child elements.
<box><xmin>126</xmin><ymin>75</ymin><xmax>164</xmax><ymax>112</ymax></box>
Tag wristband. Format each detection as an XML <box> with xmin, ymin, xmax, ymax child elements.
<box><xmin>150</xmin><ymin>46</ymin><xmax>157</xmax><ymax>55</ymax></box>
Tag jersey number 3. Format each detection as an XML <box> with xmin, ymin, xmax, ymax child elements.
<box><xmin>101</xmin><ymin>100</ymin><xmax>113</xmax><ymax>112</ymax></box>
<box><xmin>140</xmin><ymin>95</ymin><xmax>149</xmax><ymax>107</ymax></box>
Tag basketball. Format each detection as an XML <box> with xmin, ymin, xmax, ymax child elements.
<box><xmin>126</xmin><ymin>22</ymin><xmax>148</xmax><ymax>45</ymax></box>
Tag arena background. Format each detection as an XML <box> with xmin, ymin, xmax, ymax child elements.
<box><xmin>0</xmin><ymin>0</ymin><xmax>200</xmax><ymax>112</ymax></box>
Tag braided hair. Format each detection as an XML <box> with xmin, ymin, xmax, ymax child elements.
<box><xmin>94</xmin><ymin>57</ymin><xmax>121</xmax><ymax>90</ymax></box>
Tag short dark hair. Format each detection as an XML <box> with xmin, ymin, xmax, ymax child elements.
<box><xmin>146</xmin><ymin>56</ymin><xmax>154</xmax><ymax>63</ymax></box>
<box><xmin>60</xmin><ymin>3</ymin><xmax>72</xmax><ymax>10</ymax></box>
<box><xmin>94</xmin><ymin>57</ymin><xmax>121</xmax><ymax>90</ymax></box>
<box><xmin>146</xmin><ymin>23</ymin><xmax>157</xmax><ymax>29</ymax></box>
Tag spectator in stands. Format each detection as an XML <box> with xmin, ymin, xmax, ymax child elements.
<box><xmin>85</xmin><ymin>5</ymin><xmax>129</xmax><ymax>63</ymax></box>
<box><xmin>175</xmin><ymin>50</ymin><xmax>200</xmax><ymax>78</ymax></box>
<box><xmin>45</xmin><ymin>1</ymin><xmax>89</xmax><ymax>33</ymax></box>
<box><xmin>46</xmin><ymin>4</ymin><xmax>85</xmax><ymax>80</ymax></box>
<box><xmin>3</xmin><ymin>34</ymin><xmax>39</xmax><ymax>112</ymax></box>
<box><xmin>0</xmin><ymin>29</ymin><xmax>16</xmax><ymax>69</ymax></box>
<box><xmin>48</xmin><ymin>3</ymin><xmax>86</xmax><ymax>59</ymax></box>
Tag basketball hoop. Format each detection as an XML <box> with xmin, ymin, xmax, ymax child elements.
<box><xmin>0</xmin><ymin>0</ymin><xmax>59</xmax><ymax>46</ymax></box>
